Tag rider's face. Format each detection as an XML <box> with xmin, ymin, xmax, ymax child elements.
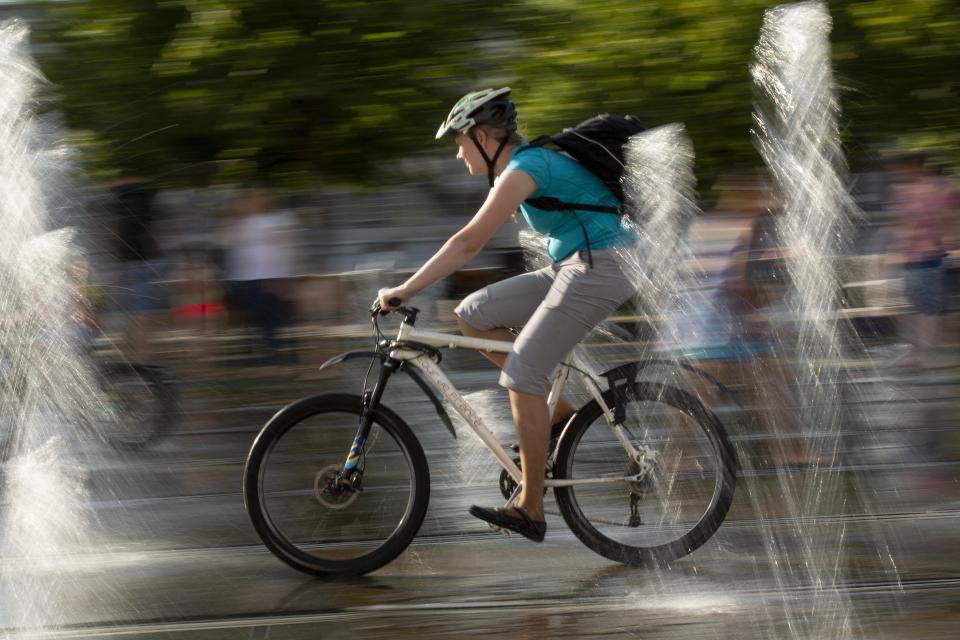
<box><xmin>455</xmin><ymin>131</ymin><xmax>485</xmax><ymax>176</ymax></box>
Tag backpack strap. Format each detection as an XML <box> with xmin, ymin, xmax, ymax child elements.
<box><xmin>524</xmin><ymin>135</ymin><xmax>553</xmax><ymax>149</ymax></box>
<box><xmin>517</xmin><ymin>141</ymin><xmax>623</xmax><ymax>215</ymax></box>
<box><xmin>525</xmin><ymin>196</ymin><xmax>621</xmax><ymax>215</ymax></box>
<box><xmin>515</xmin><ymin>138</ymin><xmax>623</xmax><ymax>268</ymax></box>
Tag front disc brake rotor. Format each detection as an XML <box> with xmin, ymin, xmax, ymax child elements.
<box><xmin>314</xmin><ymin>465</ymin><xmax>360</xmax><ymax>509</ymax></box>
<box><xmin>624</xmin><ymin>459</ymin><xmax>655</xmax><ymax>497</ymax></box>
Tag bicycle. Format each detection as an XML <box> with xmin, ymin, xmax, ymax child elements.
<box><xmin>243</xmin><ymin>302</ymin><xmax>738</xmax><ymax>577</ymax></box>
<box><xmin>70</xmin><ymin>270</ymin><xmax>180</xmax><ymax>450</ymax></box>
<box><xmin>93</xmin><ymin>358</ymin><xmax>178</xmax><ymax>450</ymax></box>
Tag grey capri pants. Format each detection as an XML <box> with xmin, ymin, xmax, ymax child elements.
<box><xmin>455</xmin><ymin>248</ymin><xmax>638</xmax><ymax>396</ymax></box>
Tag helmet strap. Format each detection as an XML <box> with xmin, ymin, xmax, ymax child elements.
<box><xmin>469</xmin><ymin>130</ymin><xmax>510</xmax><ymax>188</ymax></box>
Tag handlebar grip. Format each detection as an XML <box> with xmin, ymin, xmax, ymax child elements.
<box><xmin>371</xmin><ymin>295</ymin><xmax>408</xmax><ymax>317</ymax></box>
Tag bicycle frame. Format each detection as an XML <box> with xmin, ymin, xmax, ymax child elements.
<box><xmin>380</xmin><ymin>321</ymin><xmax>643</xmax><ymax>488</ymax></box>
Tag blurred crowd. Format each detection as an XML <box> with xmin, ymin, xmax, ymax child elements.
<box><xmin>72</xmin><ymin>151</ymin><xmax>959</xmax><ymax>371</ymax></box>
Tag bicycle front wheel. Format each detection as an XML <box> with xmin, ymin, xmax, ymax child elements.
<box><xmin>243</xmin><ymin>393</ymin><xmax>429</xmax><ymax>577</ymax></box>
<box><xmin>554</xmin><ymin>382</ymin><xmax>737</xmax><ymax>566</ymax></box>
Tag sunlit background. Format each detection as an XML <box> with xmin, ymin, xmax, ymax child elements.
<box><xmin>0</xmin><ymin>0</ymin><xmax>957</xmax><ymax>637</ymax></box>
<box><xmin>6</xmin><ymin>0</ymin><xmax>955</xmax><ymax>328</ymax></box>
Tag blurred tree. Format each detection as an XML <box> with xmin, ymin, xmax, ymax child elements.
<box><xmin>27</xmin><ymin>0</ymin><xmax>959</xmax><ymax>185</ymax></box>
<box><xmin>505</xmin><ymin>0</ymin><xmax>772</xmax><ymax>187</ymax></box>
<box><xmin>30</xmin><ymin>0</ymin><xmax>518</xmax><ymax>184</ymax></box>
<box><xmin>832</xmin><ymin>0</ymin><xmax>960</xmax><ymax>163</ymax></box>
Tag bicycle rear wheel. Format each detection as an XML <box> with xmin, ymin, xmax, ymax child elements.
<box><xmin>554</xmin><ymin>382</ymin><xmax>737</xmax><ymax>566</ymax></box>
<box><xmin>243</xmin><ymin>393</ymin><xmax>429</xmax><ymax>577</ymax></box>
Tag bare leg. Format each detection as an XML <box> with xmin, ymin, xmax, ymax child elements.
<box><xmin>456</xmin><ymin>315</ymin><xmax>513</xmax><ymax>368</ymax></box>
<box><xmin>457</xmin><ymin>315</ymin><xmax>576</xmax><ymax>423</ymax></box>
<box><xmin>509</xmin><ymin>389</ymin><xmax>550</xmax><ymax>520</ymax></box>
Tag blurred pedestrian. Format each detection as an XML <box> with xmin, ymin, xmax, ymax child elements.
<box><xmin>222</xmin><ymin>188</ymin><xmax>298</xmax><ymax>364</ymax></box>
<box><xmin>888</xmin><ymin>152</ymin><xmax>959</xmax><ymax>368</ymax></box>
<box><xmin>672</xmin><ymin>171</ymin><xmax>808</xmax><ymax>467</ymax></box>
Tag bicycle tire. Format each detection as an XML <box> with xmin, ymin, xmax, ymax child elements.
<box><xmin>96</xmin><ymin>362</ymin><xmax>178</xmax><ymax>450</ymax></box>
<box><xmin>553</xmin><ymin>381</ymin><xmax>737</xmax><ymax>566</ymax></box>
<box><xmin>243</xmin><ymin>393</ymin><xmax>430</xmax><ymax>577</ymax></box>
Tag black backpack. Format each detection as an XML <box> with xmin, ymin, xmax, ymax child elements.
<box><xmin>518</xmin><ymin>113</ymin><xmax>646</xmax><ymax>215</ymax></box>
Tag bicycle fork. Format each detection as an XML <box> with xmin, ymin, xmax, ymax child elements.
<box><xmin>336</xmin><ymin>357</ymin><xmax>400</xmax><ymax>491</ymax></box>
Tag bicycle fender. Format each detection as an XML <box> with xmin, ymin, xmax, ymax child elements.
<box><xmin>598</xmin><ymin>362</ymin><xmax>639</xmax><ymax>386</ymax></box>
<box><xmin>319</xmin><ymin>350</ymin><xmax>384</xmax><ymax>371</ymax></box>
<box><xmin>319</xmin><ymin>351</ymin><xmax>457</xmax><ymax>439</ymax></box>
<box><xmin>599</xmin><ymin>359</ymin><xmax>738</xmax><ymax>406</ymax></box>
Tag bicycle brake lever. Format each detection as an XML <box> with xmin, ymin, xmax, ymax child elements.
<box><xmin>372</xmin><ymin>295</ymin><xmax>403</xmax><ymax>316</ymax></box>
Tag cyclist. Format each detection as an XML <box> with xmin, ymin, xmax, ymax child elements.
<box><xmin>378</xmin><ymin>88</ymin><xmax>638</xmax><ymax>542</ymax></box>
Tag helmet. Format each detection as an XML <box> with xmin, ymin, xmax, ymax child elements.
<box><xmin>435</xmin><ymin>87</ymin><xmax>516</xmax><ymax>140</ymax></box>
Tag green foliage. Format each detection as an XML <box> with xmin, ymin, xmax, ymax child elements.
<box><xmin>26</xmin><ymin>0</ymin><xmax>959</xmax><ymax>185</ymax></box>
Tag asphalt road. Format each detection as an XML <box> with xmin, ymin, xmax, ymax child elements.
<box><xmin>0</xmin><ymin>335</ymin><xmax>957</xmax><ymax>639</ymax></box>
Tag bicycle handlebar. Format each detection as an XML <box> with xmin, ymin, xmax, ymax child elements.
<box><xmin>370</xmin><ymin>298</ymin><xmax>400</xmax><ymax>316</ymax></box>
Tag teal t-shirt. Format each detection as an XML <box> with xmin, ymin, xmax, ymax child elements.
<box><xmin>505</xmin><ymin>144</ymin><xmax>636</xmax><ymax>262</ymax></box>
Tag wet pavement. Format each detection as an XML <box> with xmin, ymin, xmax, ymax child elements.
<box><xmin>1</xmin><ymin>329</ymin><xmax>958</xmax><ymax>639</ymax></box>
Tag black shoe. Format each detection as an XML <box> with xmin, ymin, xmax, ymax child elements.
<box><xmin>469</xmin><ymin>505</ymin><xmax>546</xmax><ymax>543</ymax></box>
<box><xmin>510</xmin><ymin>418</ymin><xmax>570</xmax><ymax>453</ymax></box>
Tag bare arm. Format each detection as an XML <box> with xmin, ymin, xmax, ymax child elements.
<box><xmin>378</xmin><ymin>169</ymin><xmax>537</xmax><ymax>308</ymax></box>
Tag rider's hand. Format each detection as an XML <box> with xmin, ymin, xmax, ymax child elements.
<box><xmin>378</xmin><ymin>285</ymin><xmax>410</xmax><ymax>312</ymax></box>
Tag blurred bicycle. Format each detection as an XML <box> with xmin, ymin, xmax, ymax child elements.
<box><xmin>70</xmin><ymin>257</ymin><xmax>179</xmax><ymax>450</ymax></box>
